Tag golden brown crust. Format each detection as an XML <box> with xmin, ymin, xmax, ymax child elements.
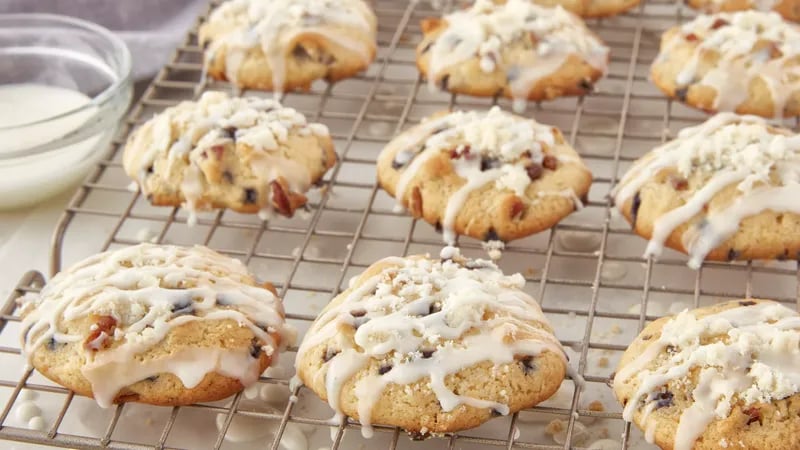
<box><xmin>23</xmin><ymin>245</ymin><xmax>287</xmax><ymax>407</ymax></box>
<box><xmin>30</xmin><ymin>319</ymin><xmax>274</xmax><ymax>406</ymax></box>
<box><xmin>650</xmin><ymin>22</ymin><xmax>800</xmax><ymax>118</ymax></box>
<box><xmin>198</xmin><ymin>1</ymin><xmax>377</xmax><ymax>91</ymax></box>
<box><xmin>415</xmin><ymin>9</ymin><xmax>608</xmax><ymax>102</ymax></box>
<box><xmin>123</xmin><ymin>93</ymin><xmax>337</xmax><ymax>218</ymax></box>
<box><xmin>296</xmin><ymin>255</ymin><xmax>567</xmax><ymax>434</ymax></box>
<box><xmin>376</xmin><ymin>113</ymin><xmax>592</xmax><ymax>242</ymax></box>
<box><xmin>613</xmin><ymin>300</ymin><xmax>800</xmax><ymax>450</ymax></box>
<box><xmin>617</xmin><ymin>165</ymin><xmax>800</xmax><ymax>263</ymax></box>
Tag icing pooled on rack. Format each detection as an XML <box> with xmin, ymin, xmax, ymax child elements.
<box><xmin>612</xmin><ymin>113</ymin><xmax>800</xmax><ymax>268</ymax></box>
<box><xmin>19</xmin><ymin>243</ymin><xmax>293</xmax><ymax>408</ymax></box>
<box><xmin>613</xmin><ymin>300</ymin><xmax>800</xmax><ymax>450</ymax></box>
<box><xmin>201</xmin><ymin>0</ymin><xmax>376</xmax><ymax>92</ymax></box>
<box><xmin>385</xmin><ymin>107</ymin><xmax>587</xmax><ymax>244</ymax></box>
<box><xmin>123</xmin><ymin>91</ymin><xmax>333</xmax><ymax>223</ymax></box>
<box><xmin>657</xmin><ymin>11</ymin><xmax>800</xmax><ymax>118</ymax></box>
<box><xmin>295</xmin><ymin>247</ymin><xmax>567</xmax><ymax>437</ymax></box>
<box><xmin>421</xmin><ymin>0</ymin><xmax>608</xmax><ymax>110</ymax></box>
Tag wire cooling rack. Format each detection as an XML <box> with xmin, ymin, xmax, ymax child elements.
<box><xmin>2</xmin><ymin>0</ymin><xmax>800</xmax><ymax>449</ymax></box>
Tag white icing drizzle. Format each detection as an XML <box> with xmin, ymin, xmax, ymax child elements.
<box><xmin>614</xmin><ymin>301</ymin><xmax>800</xmax><ymax>450</ymax></box>
<box><xmin>660</xmin><ymin>11</ymin><xmax>800</xmax><ymax>118</ymax></box>
<box><xmin>388</xmin><ymin>107</ymin><xmax>581</xmax><ymax>244</ymax></box>
<box><xmin>424</xmin><ymin>0</ymin><xmax>608</xmax><ymax>106</ymax></box>
<box><xmin>123</xmin><ymin>91</ymin><xmax>331</xmax><ymax>220</ymax></box>
<box><xmin>19</xmin><ymin>243</ymin><xmax>294</xmax><ymax>408</ymax></box>
<box><xmin>202</xmin><ymin>0</ymin><xmax>376</xmax><ymax>92</ymax></box>
<box><xmin>612</xmin><ymin>113</ymin><xmax>800</xmax><ymax>268</ymax></box>
<box><xmin>295</xmin><ymin>247</ymin><xmax>566</xmax><ymax>437</ymax></box>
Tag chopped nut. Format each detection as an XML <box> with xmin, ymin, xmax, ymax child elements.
<box><xmin>509</xmin><ymin>197</ymin><xmax>525</xmax><ymax>220</ymax></box>
<box><xmin>710</xmin><ymin>18</ymin><xmax>729</xmax><ymax>29</ymax></box>
<box><xmin>744</xmin><ymin>407</ymin><xmax>762</xmax><ymax>425</ymax></box>
<box><xmin>209</xmin><ymin>144</ymin><xmax>225</xmax><ymax>160</ymax></box>
<box><xmin>768</xmin><ymin>42</ymin><xmax>783</xmax><ymax>59</ymax></box>
<box><xmin>84</xmin><ymin>315</ymin><xmax>117</xmax><ymax>351</ymax></box>
<box><xmin>542</xmin><ymin>154</ymin><xmax>558</xmax><ymax>170</ymax></box>
<box><xmin>409</xmin><ymin>186</ymin><xmax>424</xmax><ymax>218</ymax></box>
<box><xmin>670</xmin><ymin>175</ymin><xmax>689</xmax><ymax>190</ymax></box>
<box><xmin>271</xmin><ymin>181</ymin><xmax>292</xmax><ymax>215</ymax></box>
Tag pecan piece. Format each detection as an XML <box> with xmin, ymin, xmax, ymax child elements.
<box><xmin>509</xmin><ymin>197</ymin><xmax>524</xmax><ymax>220</ymax></box>
<box><xmin>542</xmin><ymin>154</ymin><xmax>558</xmax><ymax>170</ymax></box>
<box><xmin>409</xmin><ymin>186</ymin><xmax>424</xmax><ymax>218</ymax></box>
<box><xmin>670</xmin><ymin>176</ymin><xmax>688</xmax><ymax>190</ymax></box>
<box><xmin>710</xmin><ymin>18</ymin><xmax>728</xmax><ymax>29</ymax></box>
<box><xmin>84</xmin><ymin>315</ymin><xmax>117</xmax><ymax>351</ymax></box>
<box><xmin>271</xmin><ymin>180</ymin><xmax>292</xmax><ymax>216</ymax></box>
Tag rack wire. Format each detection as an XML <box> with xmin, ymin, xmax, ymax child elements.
<box><xmin>1</xmin><ymin>0</ymin><xmax>800</xmax><ymax>449</ymax></box>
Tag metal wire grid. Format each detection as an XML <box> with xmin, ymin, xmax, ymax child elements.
<box><xmin>0</xmin><ymin>0</ymin><xmax>799</xmax><ymax>449</ymax></box>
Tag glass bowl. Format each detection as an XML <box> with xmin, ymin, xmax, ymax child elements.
<box><xmin>0</xmin><ymin>13</ymin><xmax>132</xmax><ymax>210</ymax></box>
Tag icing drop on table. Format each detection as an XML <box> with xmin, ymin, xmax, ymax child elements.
<box><xmin>27</xmin><ymin>416</ymin><xmax>46</xmax><ymax>431</ymax></box>
<box><xmin>600</xmin><ymin>261</ymin><xmax>627</xmax><ymax>282</ymax></box>
<box><xmin>557</xmin><ymin>231</ymin><xmax>601</xmax><ymax>252</ymax></box>
<box><xmin>15</xmin><ymin>401</ymin><xmax>41</xmax><ymax>422</ymax></box>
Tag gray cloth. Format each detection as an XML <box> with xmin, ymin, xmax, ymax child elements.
<box><xmin>1</xmin><ymin>0</ymin><xmax>207</xmax><ymax>80</ymax></box>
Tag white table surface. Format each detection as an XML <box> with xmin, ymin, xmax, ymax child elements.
<box><xmin>0</xmin><ymin>191</ymin><xmax>75</xmax><ymax>298</ymax></box>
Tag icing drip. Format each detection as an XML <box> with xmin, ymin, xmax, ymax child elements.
<box><xmin>123</xmin><ymin>91</ymin><xmax>330</xmax><ymax>220</ymax></box>
<box><xmin>424</xmin><ymin>0</ymin><xmax>608</xmax><ymax>105</ymax></box>
<box><xmin>389</xmin><ymin>107</ymin><xmax>581</xmax><ymax>244</ymax></box>
<box><xmin>19</xmin><ymin>243</ymin><xmax>294</xmax><ymax>408</ymax></box>
<box><xmin>611</xmin><ymin>113</ymin><xmax>800</xmax><ymax>268</ymax></box>
<box><xmin>614</xmin><ymin>301</ymin><xmax>800</xmax><ymax>450</ymax></box>
<box><xmin>296</xmin><ymin>247</ymin><xmax>566</xmax><ymax>438</ymax></box>
<box><xmin>660</xmin><ymin>11</ymin><xmax>800</xmax><ymax>118</ymax></box>
<box><xmin>202</xmin><ymin>0</ymin><xmax>376</xmax><ymax>93</ymax></box>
